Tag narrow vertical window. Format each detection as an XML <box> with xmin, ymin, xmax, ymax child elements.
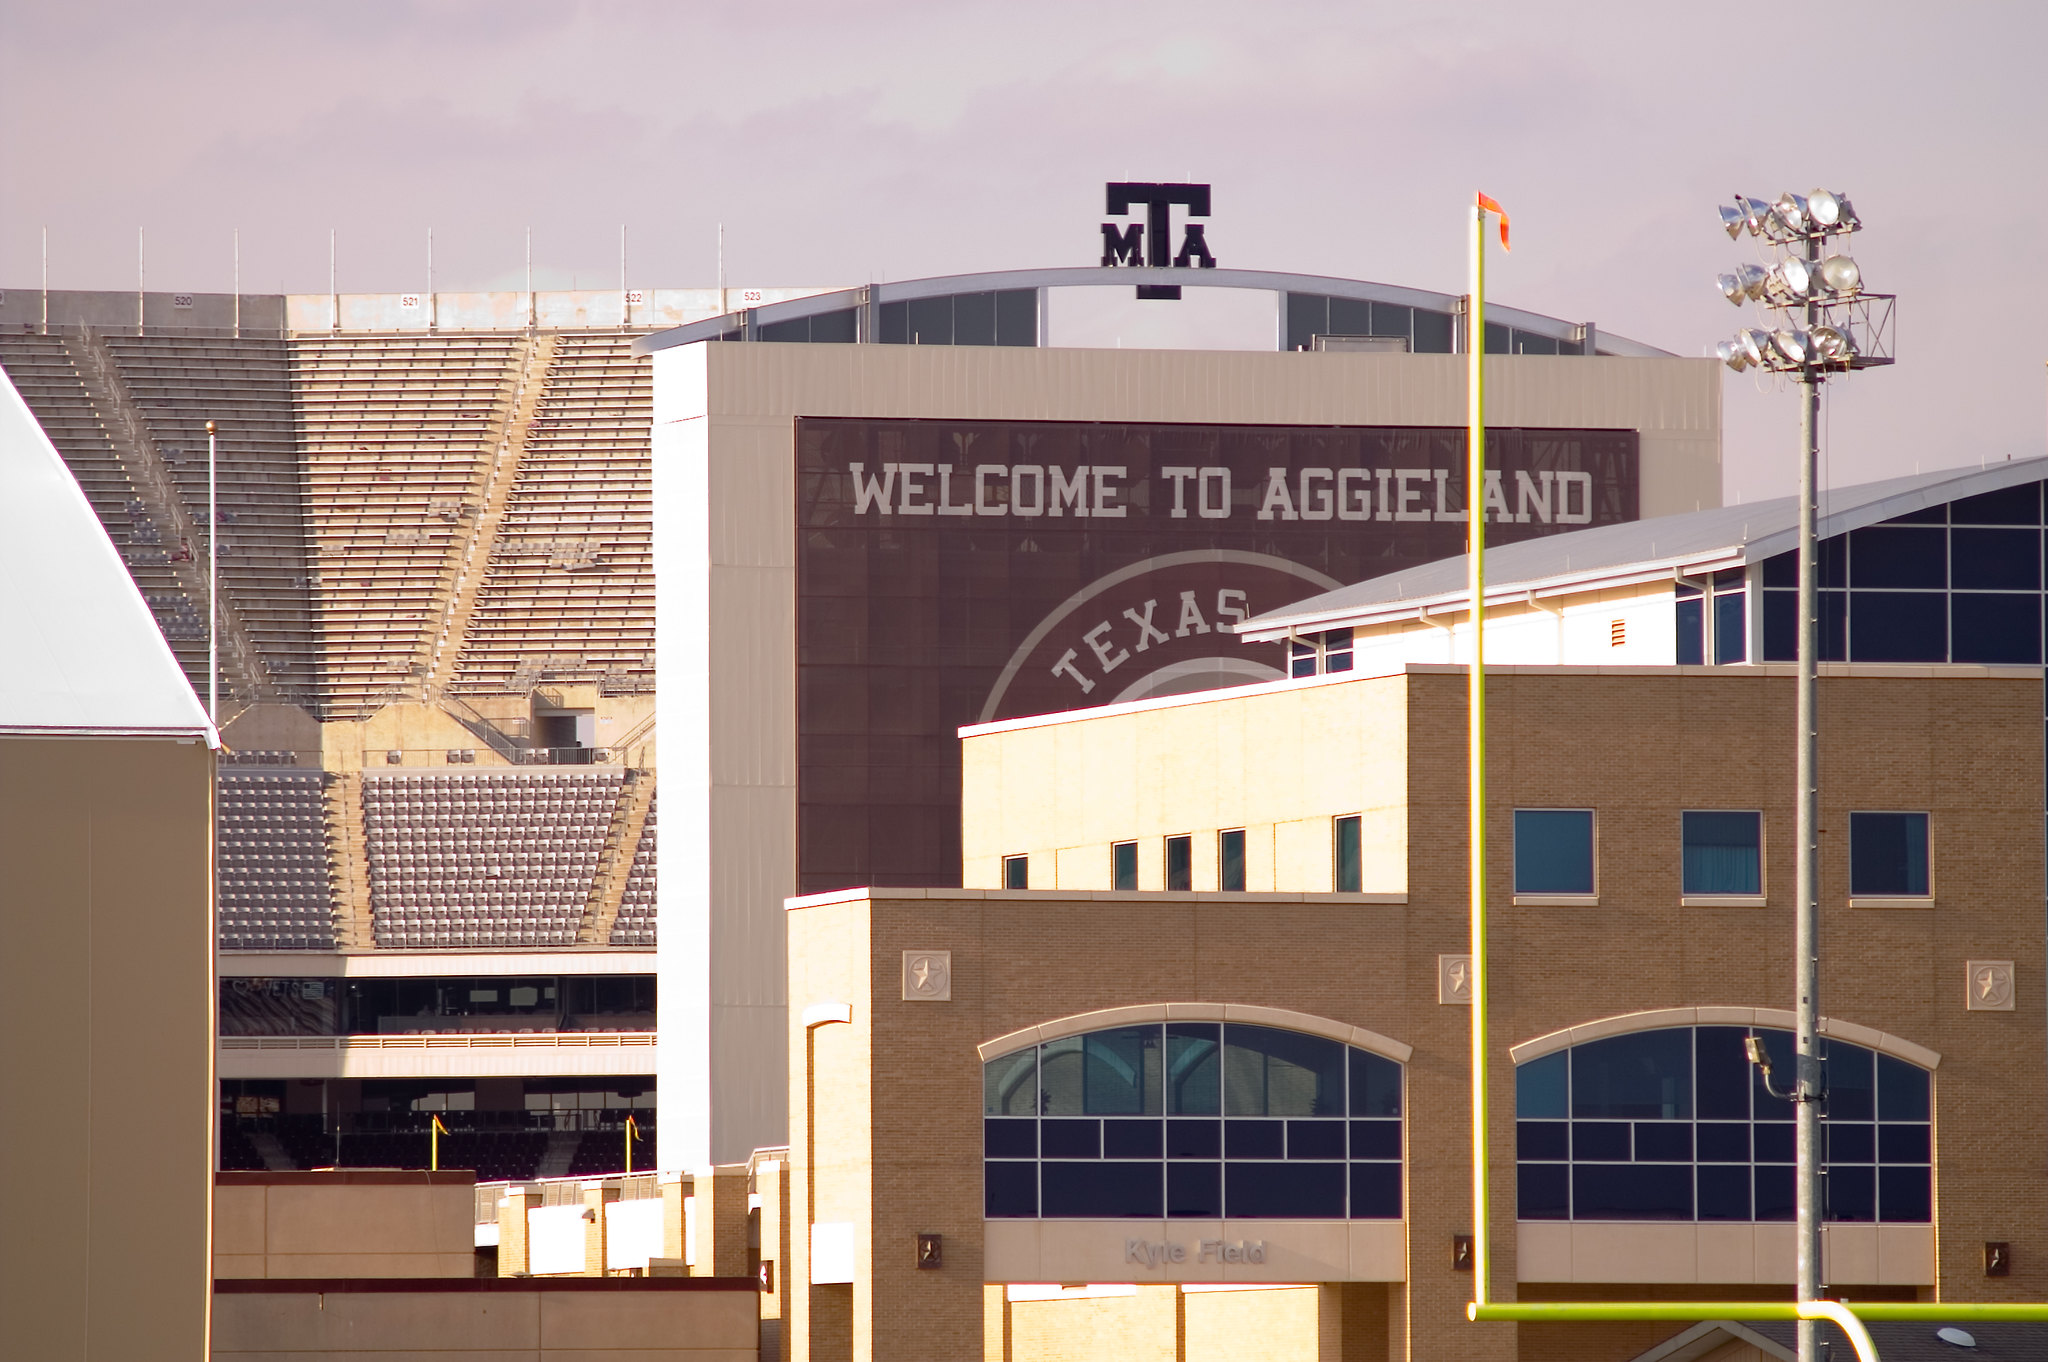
<box><xmin>1288</xmin><ymin>637</ymin><xmax>1317</xmax><ymax>678</ymax></box>
<box><xmin>1165</xmin><ymin>835</ymin><xmax>1192</xmax><ymax>892</ymax></box>
<box><xmin>1334</xmin><ymin>815</ymin><xmax>1362</xmax><ymax>893</ymax></box>
<box><xmin>1713</xmin><ymin>571</ymin><xmax>1748</xmax><ymax>665</ymax></box>
<box><xmin>1002</xmin><ymin>854</ymin><xmax>1029</xmax><ymax>890</ymax></box>
<box><xmin>1675</xmin><ymin>583</ymin><xmax>1704</xmax><ymax>665</ymax></box>
<box><xmin>1218</xmin><ymin>829</ymin><xmax>1246</xmax><ymax>893</ymax></box>
<box><xmin>1322</xmin><ymin>628</ymin><xmax>1354</xmax><ymax>674</ymax></box>
<box><xmin>1112</xmin><ymin>841</ymin><xmax>1139</xmax><ymax>891</ymax></box>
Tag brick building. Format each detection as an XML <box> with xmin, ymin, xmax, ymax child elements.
<box><xmin>777</xmin><ymin>462</ymin><xmax>2048</xmax><ymax>1362</ymax></box>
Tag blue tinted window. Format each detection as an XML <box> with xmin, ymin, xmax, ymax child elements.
<box><xmin>1572</xmin><ymin>1029</ymin><xmax>1692</xmax><ymax>1119</ymax></box>
<box><xmin>1166</xmin><ymin>1024</ymin><xmax>1220</xmax><ymax>1114</ymax></box>
<box><xmin>1952</xmin><ymin>593</ymin><xmax>2042</xmax><ymax>664</ymax></box>
<box><xmin>1850</xmin><ymin>813</ymin><xmax>1929</xmax><ymax>896</ymax></box>
<box><xmin>1225</xmin><ymin>1024</ymin><xmax>1345</xmax><ymax>1116</ymax></box>
<box><xmin>1851</xmin><ymin>527</ymin><xmax>1947</xmax><ymax>589</ymax></box>
<box><xmin>1683</xmin><ymin>811</ymin><xmax>1761</xmax><ymax>895</ymax></box>
<box><xmin>1218</xmin><ymin>830</ymin><xmax>1246</xmax><ymax>892</ymax></box>
<box><xmin>1003</xmin><ymin>854</ymin><xmax>1029</xmax><ymax>889</ymax></box>
<box><xmin>1851</xmin><ymin>592</ymin><xmax>1946</xmax><ymax>662</ymax></box>
<box><xmin>1514</xmin><ymin>809</ymin><xmax>1595</xmax><ymax>895</ymax></box>
<box><xmin>1519</xmin><ymin>1163</ymin><xmax>1570</xmax><ymax>1220</ymax></box>
<box><xmin>1334</xmin><ymin>815</ymin><xmax>1362</xmax><ymax>892</ymax></box>
<box><xmin>1676</xmin><ymin>596</ymin><xmax>1704</xmax><ymax>665</ymax></box>
<box><xmin>1112</xmin><ymin>841</ymin><xmax>1138</xmax><ymax>891</ymax></box>
<box><xmin>1951</xmin><ymin>483</ymin><xmax>2041</xmax><ymax>525</ymax></box>
<box><xmin>989</xmin><ymin>1023</ymin><xmax>1400</xmax><ymax>1218</ymax></box>
<box><xmin>1514</xmin><ymin>1026</ymin><xmax>1930</xmax><ymax>1224</ymax></box>
<box><xmin>1951</xmin><ymin>528</ymin><xmax>2041</xmax><ymax>590</ymax></box>
<box><xmin>1714</xmin><ymin>591</ymin><xmax>1747</xmax><ymax>663</ymax></box>
<box><xmin>1516</xmin><ymin>1051</ymin><xmax>1568</xmax><ymax>1119</ymax></box>
<box><xmin>1227</xmin><ymin>1161</ymin><xmax>1346</xmax><ymax>1218</ymax></box>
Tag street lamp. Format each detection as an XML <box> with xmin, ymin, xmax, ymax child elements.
<box><xmin>1712</xmin><ymin>191</ymin><xmax>1893</xmax><ymax>1362</ymax></box>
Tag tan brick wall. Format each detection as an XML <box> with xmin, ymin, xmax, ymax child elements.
<box><xmin>793</xmin><ymin>667</ymin><xmax>2046</xmax><ymax>1362</ymax></box>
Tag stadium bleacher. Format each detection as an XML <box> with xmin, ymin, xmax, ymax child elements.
<box><xmin>454</xmin><ymin>333</ymin><xmax>653</xmax><ymax>694</ymax></box>
<box><xmin>0</xmin><ymin>323</ymin><xmax>658</xmax><ymax>960</ymax></box>
<box><xmin>217</xmin><ymin>769</ymin><xmax>337</xmax><ymax>950</ymax></box>
<box><xmin>292</xmin><ymin>334</ymin><xmax>526</xmax><ymax>716</ymax></box>
<box><xmin>102</xmin><ymin>336</ymin><xmax>316</xmax><ymax>707</ymax></box>
<box><xmin>610</xmin><ymin>793</ymin><xmax>657</xmax><ymax>946</ymax></box>
<box><xmin>0</xmin><ymin>333</ymin><xmax>219</xmax><ymax>695</ymax></box>
<box><xmin>363</xmin><ymin>769</ymin><xmax>627</xmax><ymax>948</ymax></box>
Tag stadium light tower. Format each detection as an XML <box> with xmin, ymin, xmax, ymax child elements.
<box><xmin>1714</xmin><ymin>191</ymin><xmax>1892</xmax><ymax>1362</ymax></box>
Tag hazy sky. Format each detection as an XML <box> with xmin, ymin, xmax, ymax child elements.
<box><xmin>4</xmin><ymin>2</ymin><xmax>2043</xmax><ymax>504</ymax></box>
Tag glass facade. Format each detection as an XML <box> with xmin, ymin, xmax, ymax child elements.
<box><xmin>877</xmin><ymin>290</ymin><xmax>1037</xmax><ymax>347</ymax></box>
<box><xmin>217</xmin><ymin>974</ymin><xmax>655</xmax><ymax>1037</ymax></box>
<box><xmin>985</xmin><ymin>1022</ymin><xmax>1402</xmax><ymax>1220</ymax></box>
<box><xmin>1759</xmin><ymin>480</ymin><xmax>2047</xmax><ymax>664</ymax></box>
<box><xmin>1516</xmin><ymin>1026</ymin><xmax>1931</xmax><ymax>1223</ymax></box>
<box><xmin>1282</xmin><ymin>294</ymin><xmax>1462</xmax><ymax>354</ymax></box>
<box><xmin>1290</xmin><ymin>628</ymin><xmax>1353</xmax><ymax>677</ymax></box>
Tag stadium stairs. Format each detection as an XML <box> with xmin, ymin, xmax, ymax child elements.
<box><xmin>425</xmin><ymin>335</ymin><xmax>558</xmax><ymax>699</ymax></box>
<box><xmin>325</xmin><ymin>772</ymin><xmax>376</xmax><ymax>949</ymax></box>
<box><xmin>578</xmin><ymin>768</ymin><xmax>655</xmax><ymax>944</ymax></box>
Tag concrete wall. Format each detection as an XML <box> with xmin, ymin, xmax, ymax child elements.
<box><xmin>654</xmin><ymin>340</ymin><xmax>1723</xmax><ymax>1172</ymax></box>
<box><xmin>960</xmin><ymin>669</ymin><xmax>1411</xmax><ymax>893</ymax></box>
<box><xmin>214</xmin><ymin>1173</ymin><xmax>476</xmax><ymax>1279</ymax></box>
<box><xmin>0</xmin><ymin>735</ymin><xmax>214</xmax><ymax>1361</ymax></box>
<box><xmin>784</xmin><ymin>666</ymin><xmax>2046</xmax><ymax>1362</ymax></box>
<box><xmin>211</xmin><ymin>1279</ymin><xmax>759</xmax><ymax>1360</ymax></box>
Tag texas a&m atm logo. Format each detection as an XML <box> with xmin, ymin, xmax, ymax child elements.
<box><xmin>1101</xmin><ymin>182</ymin><xmax>1216</xmax><ymax>300</ymax></box>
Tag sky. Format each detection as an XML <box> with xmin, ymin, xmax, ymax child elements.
<box><xmin>3</xmin><ymin>1</ymin><xmax>2044</xmax><ymax>504</ymax></box>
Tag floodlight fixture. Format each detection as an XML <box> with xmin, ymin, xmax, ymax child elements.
<box><xmin>1735</xmin><ymin>195</ymin><xmax>1780</xmax><ymax>239</ymax></box>
<box><xmin>1817</xmin><ymin>255</ymin><xmax>1861</xmax><ymax>295</ymax></box>
<box><xmin>1739</xmin><ymin>328</ymin><xmax>1771</xmax><ymax>368</ymax></box>
<box><xmin>1768</xmin><ymin>257</ymin><xmax>1820</xmax><ymax>303</ymax></box>
<box><xmin>1807</xmin><ymin>189</ymin><xmax>1858</xmax><ymax>231</ymax></box>
<box><xmin>1772</xmin><ymin>328</ymin><xmax>1814</xmax><ymax>364</ymax></box>
<box><xmin>1715</xmin><ymin>338</ymin><xmax>1750</xmax><ymax>372</ymax></box>
<box><xmin>1719</xmin><ymin>203</ymin><xmax>1748</xmax><ymax>239</ymax></box>
<box><xmin>1719</xmin><ymin>262</ymin><xmax>1769</xmax><ymax>303</ymax></box>
<box><xmin>1773</xmin><ymin>192</ymin><xmax>1812</xmax><ymax>235</ymax></box>
<box><xmin>1811</xmin><ymin>325</ymin><xmax>1859</xmax><ymax>363</ymax></box>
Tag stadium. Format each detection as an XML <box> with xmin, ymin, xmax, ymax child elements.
<box><xmin>10</xmin><ymin>239</ymin><xmax>2044</xmax><ymax>1362</ymax></box>
<box><xmin>0</xmin><ymin>263</ymin><xmax>1694</xmax><ymax>1190</ymax></box>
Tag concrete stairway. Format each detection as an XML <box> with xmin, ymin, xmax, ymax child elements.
<box><xmin>425</xmin><ymin>334</ymin><xmax>557</xmax><ymax>699</ymax></box>
<box><xmin>578</xmin><ymin>769</ymin><xmax>654</xmax><ymax>945</ymax></box>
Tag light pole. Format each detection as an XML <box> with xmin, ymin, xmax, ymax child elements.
<box><xmin>206</xmin><ymin>418</ymin><xmax>218</xmax><ymax>725</ymax></box>
<box><xmin>1714</xmin><ymin>190</ymin><xmax>1893</xmax><ymax>1362</ymax></box>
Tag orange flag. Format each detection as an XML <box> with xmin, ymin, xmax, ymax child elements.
<box><xmin>1476</xmin><ymin>193</ymin><xmax>1511</xmax><ymax>251</ymax></box>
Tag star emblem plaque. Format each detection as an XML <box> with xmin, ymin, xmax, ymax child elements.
<box><xmin>902</xmin><ymin>950</ymin><xmax>953</xmax><ymax>1002</ymax></box>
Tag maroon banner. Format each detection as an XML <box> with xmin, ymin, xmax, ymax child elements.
<box><xmin>795</xmin><ymin>417</ymin><xmax>1638</xmax><ymax>891</ymax></box>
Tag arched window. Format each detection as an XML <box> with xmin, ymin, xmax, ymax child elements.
<box><xmin>1515</xmin><ymin>1026</ymin><xmax>1931</xmax><ymax>1223</ymax></box>
<box><xmin>984</xmin><ymin>1022</ymin><xmax>1402</xmax><ymax>1220</ymax></box>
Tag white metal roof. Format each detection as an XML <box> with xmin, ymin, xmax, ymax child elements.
<box><xmin>1239</xmin><ymin>456</ymin><xmax>2048</xmax><ymax>640</ymax></box>
<box><xmin>0</xmin><ymin>364</ymin><xmax>216</xmax><ymax>740</ymax></box>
